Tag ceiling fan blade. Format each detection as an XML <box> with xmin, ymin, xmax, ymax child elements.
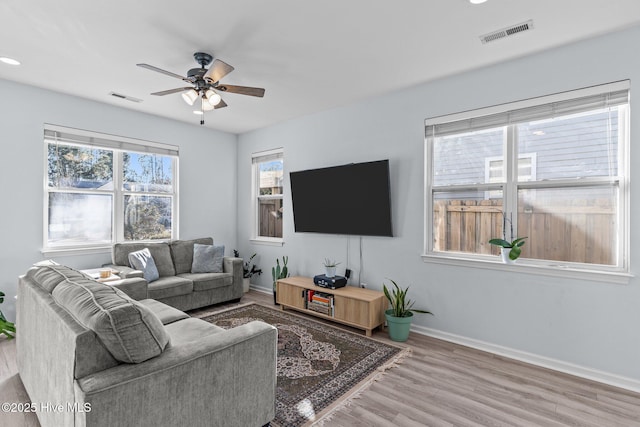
<box><xmin>151</xmin><ymin>87</ymin><xmax>193</xmax><ymax>96</ymax></box>
<box><xmin>217</xmin><ymin>85</ymin><xmax>265</xmax><ymax>97</ymax></box>
<box><xmin>203</xmin><ymin>59</ymin><xmax>234</xmax><ymax>83</ymax></box>
<box><xmin>214</xmin><ymin>99</ymin><xmax>228</xmax><ymax>109</ymax></box>
<box><xmin>137</xmin><ymin>63</ymin><xmax>190</xmax><ymax>82</ymax></box>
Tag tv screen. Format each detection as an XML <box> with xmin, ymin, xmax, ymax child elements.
<box><xmin>290</xmin><ymin>159</ymin><xmax>393</xmax><ymax>237</ymax></box>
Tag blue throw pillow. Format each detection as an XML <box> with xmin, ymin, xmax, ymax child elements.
<box><xmin>191</xmin><ymin>244</ymin><xmax>225</xmax><ymax>273</ymax></box>
<box><xmin>128</xmin><ymin>248</ymin><xmax>160</xmax><ymax>283</ymax></box>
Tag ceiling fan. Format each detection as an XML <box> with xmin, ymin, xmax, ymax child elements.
<box><xmin>137</xmin><ymin>52</ymin><xmax>265</xmax><ymax>125</ymax></box>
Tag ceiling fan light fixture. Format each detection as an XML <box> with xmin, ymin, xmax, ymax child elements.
<box><xmin>181</xmin><ymin>89</ymin><xmax>198</xmax><ymax>106</ymax></box>
<box><xmin>205</xmin><ymin>89</ymin><xmax>222</xmax><ymax>106</ymax></box>
<box><xmin>193</xmin><ymin>110</ymin><xmax>203</xmax><ymax>115</ymax></box>
<box><xmin>202</xmin><ymin>98</ymin><xmax>215</xmax><ymax>111</ymax></box>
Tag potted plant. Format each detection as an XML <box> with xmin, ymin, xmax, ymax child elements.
<box><xmin>489</xmin><ymin>212</ymin><xmax>527</xmax><ymax>263</ymax></box>
<box><xmin>489</xmin><ymin>237</ymin><xmax>528</xmax><ymax>263</ymax></box>
<box><xmin>383</xmin><ymin>279</ymin><xmax>431</xmax><ymax>342</ymax></box>
<box><xmin>0</xmin><ymin>291</ymin><xmax>16</xmax><ymax>339</ymax></box>
<box><xmin>234</xmin><ymin>250</ymin><xmax>262</xmax><ymax>293</ymax></box>
<box><xmin>323</xmin><ymin>258</ymin><xmax>341</xmax><ymax>278</ymax></box>
<box><xmin>272</xmin><ymin>256</ymin><xmax>289</xmax><ymax>305</ymax></box>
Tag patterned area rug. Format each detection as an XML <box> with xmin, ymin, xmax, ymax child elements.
<box><xmin>199</xmin><ymin>303</ymin><xmax>409</xmax><ymax>427</ymax></box>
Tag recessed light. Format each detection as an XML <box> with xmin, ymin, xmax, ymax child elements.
<box><xmin>0</xmin><ymin>56</ymin><xmax>20</xmax><ymax>65</ymax></box>
<box><xmin>470</xmin><ymin>0</ymin><xmax>487</xmax><ymax>4</ymax></box>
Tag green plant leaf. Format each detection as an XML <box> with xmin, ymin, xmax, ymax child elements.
<box><xmin>488</xmin><ymin>238</ymin><xmax>512</xmax><ymax>248</ymax></box>
<box><xmin>509</xmin><ymin>246</ymin><xmax>522</xmax><ymax>260</ymax></box>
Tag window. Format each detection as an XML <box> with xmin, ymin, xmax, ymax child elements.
<box><xmin>252</xmin><ymin>149</ymin><xmax>284</xmax><ymax>243</ymax></box>
<box><xmin>424</xmin><ymin>81</ymin><xmax>629</xmax><ymax>273</ymax></box>
<box><xmin>45</xmin><ymin>125</ymin><xmax>178</xmax><ymax>251</ymax></box>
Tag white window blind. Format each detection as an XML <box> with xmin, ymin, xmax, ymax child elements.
<box><xmin>426</xmin><ymin>81</ymin><xmax>629</xmax><ymax>138</ymax></box>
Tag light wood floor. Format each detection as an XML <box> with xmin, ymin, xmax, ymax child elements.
<box><xmin>2</xmin><ymin>290</ymin><xmax>639</xmax><ymax>426</ymax></box>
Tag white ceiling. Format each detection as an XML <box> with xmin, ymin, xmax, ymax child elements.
<box><xmin>1</xmin><ymin>0</ymin><xmax>639</xmax><ymax>134</ymax></box>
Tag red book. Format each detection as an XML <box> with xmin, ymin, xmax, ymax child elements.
<box><xmin>308</xmin><ymin>290</ymin><xmax>314</xmax><ymax>301</ymax></box>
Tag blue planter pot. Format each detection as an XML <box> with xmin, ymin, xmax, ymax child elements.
<box><xmin>385</xmin><ymin>309</ymin><xmax>413</xmax><ymax>342</ymax></box>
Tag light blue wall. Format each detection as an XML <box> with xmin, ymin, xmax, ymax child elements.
<box><xmin>237</xmin><ymin>25</ymin><xmax>640</xmax><ymax>382</ymax></box>
<box><xmin>0</xmin><ymin>79</ymin><xmax>238</xmax><ymax>323</ymax></box>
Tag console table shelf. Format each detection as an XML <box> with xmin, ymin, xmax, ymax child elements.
<box><xmin>276</xmin><ymin>276</ymin><xmax>387</xmax><ymax>336</ymax></box>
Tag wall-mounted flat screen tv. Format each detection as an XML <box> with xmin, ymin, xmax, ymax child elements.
<box><xmin>290</xmin><ymin>159</ymin><xmax>393</xmax><ymax>237</ymax></box>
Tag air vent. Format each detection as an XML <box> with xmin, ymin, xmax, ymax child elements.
<box><xmin>108</xmin><ymin>92</ymin><xmax>142</xmax><ymax>103</ymax></box>
<box><xmin>480</xmin><ymin>19</ymin><xmax>534</xmax><ymax>44</ymax></box>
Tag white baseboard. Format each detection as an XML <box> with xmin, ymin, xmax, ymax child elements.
<box><xmin>249</xmin><ymin>285</ymin><xmax>272</xmax><ymax>295</ymax></box>
<box><xmin>411</xmin><ymin>324</ymin><xmax>640</xmax><ymax>393</ymax></box>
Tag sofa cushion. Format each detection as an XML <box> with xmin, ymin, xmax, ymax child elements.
<box><xmin>163</xmin><ymin>318</ymin><xmax>224</xmax><ymax>346</ymax></box>
<box><xmin>113</xmin><ymin>242</ymin><xmax>176</xmax><ymax>277</ymax></box>
<box><xmin>191</xmin><ymin>244</ymin><xmax>225</xmax><ymax>273</ymax></box>
<box><xmin>128</xmin><ymin>248</ymin><xmax>160</xmax><ymax>283</ymax></box>
<box><xmin>178</xmin><ymin>272</ymin><xmax>233</xmax><ymax>292</ymax></box>
<box><xmin>170</xmin><ymin>237</ymin><xmax>214</xmax><ymax>275</ymax></box>
<box><xmin>139</xmin><ymin>299</ymin><xmax>189</xmax><ymax>325</ymax></box>
<box><xmin>25</xmin><ymin>264</ymin><xmax>90</xmax><ymax>293</ymax></box>
<box><xmin>51</xmin><ymin>276</ymin><xmax>169</xmax><ymax>364</ymax></box>
<box><xmin>147</xmin><ymin>276</ymin><xmax>193</xmax><ymax>300</ymax></box>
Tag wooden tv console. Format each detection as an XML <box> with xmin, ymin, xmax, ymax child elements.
<box><xmin>276</xmin><ymin>276</ymin><xmax>387</xmax><ymax>336</ymax></box>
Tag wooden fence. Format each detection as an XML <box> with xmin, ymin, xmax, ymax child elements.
<box><xmin>433</xmin><ymin>199</ymin><xmax>615</xmax><ymax>265</ymax></box>
<box><xmin>259</xmin><ymin>200</ymin><xmax>283</xmax><ymax>238</ymax></box>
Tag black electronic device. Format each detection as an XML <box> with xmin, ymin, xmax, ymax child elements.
<box><xmin>313</xmin><ymin>274</ymin><xmax>347</xmax><ymax>289</ymax></box>
<box><xmin>290</xmin><ymin>159</ymin><xmax>393</xmax><ymax>237</ymax></box>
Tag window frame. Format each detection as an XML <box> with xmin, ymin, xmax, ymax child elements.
<box><xmin>423</xmin><ymin>81</ymin><xmax>631</xmax><ymax>283</ymax></box>
<box><xmin>43</xmin><ymin>125</ymin><xmax>179</xmax><ymax>255</ymax></box>
<box><xmin>250</xmin><ymin>148</ymin><xmax>284</xmax><ymax>246</ymax></box>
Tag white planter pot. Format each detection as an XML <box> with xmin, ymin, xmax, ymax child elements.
<box><xmin>501</xmin><ymin>247</ymin><xmax>516</xmax><ymax>264</ymax></box>
<box><xmin>325</xmin><ymin>266</ymin><xmax>337</xmax><ymax>278</ymax></box>
<box><xmin>243</xmin><ymin>277</ymin><xmax>250</xmax><ymax>293</ymax></box>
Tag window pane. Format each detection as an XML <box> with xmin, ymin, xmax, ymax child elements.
<box><xmin>48</xmin><ymin>144</ymin><xmax>113</xmax><ymax>189</ymax></box>
<box><xmin>433</xmin><ymin>128</ymin><xmax>503</xmax><ymax>186</ymax></box>
<box><xmin>124</xmin><ymin>195</ymin><xmax>172</xmax><ymax>240</ymax></box>
<box><xmin>259</xmin><ymin>159</ymin><xmax>283</xmax><ymax>195</ymax></box>
<box><xmin>123</xmin><ymin>153</ymin><xmax>174</xmax><ymax>193</ymax></box>
<box><xmin>48</xmin><ymin>193</ymin><xmax>112</xmax><ymax>247</ymax></box>
<box><xmin>433</xmin><ymin>191</ymin><xmax>502</xmax><ymax>254</ymax></box>
<box><xmin>258</xmin><ymin>198</ymin><xmax>283</xmax><ymax>238</ymax></box>
<box><xmin>518</xmin><ymin>108</ymin><xmax>619</xmax><ymax>180</ymax></box>
<box><xmin>518</xmin><ymin>186</ymin><xmax>617</xmax><ymax>265</ymax></box>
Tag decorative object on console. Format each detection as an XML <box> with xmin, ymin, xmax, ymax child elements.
<box><xmin>191</xmin><ymin>243</ymin><xmax>225</xmax><ymax>273</ymax></box>
<box><xmin>128</xmin><ymin>248</ymin><xmax>160</xmax><ymax>282</ymax></box>
<box><xmin>271</xmin><ymin>256</ymin><xmax>289</xmax><ymax>305</ymax></box>
<box><xmin>200</xmin><ymin>303</ymin><xmax>408</xmax><ymax>427</ymax></box>
<box><xmin>383</xmin><ymin>279</ymin><xmax>432</xmax><ymax>342</ymax></box>
<box><xmin>322</xmin><ymin>258</ymin><xmax>341</xmax><ymax>278</ymax></box>
<box><xmin>0</xmin><ymin>291</ymin><xmax>15</xmax><ymax>339</ymax></box>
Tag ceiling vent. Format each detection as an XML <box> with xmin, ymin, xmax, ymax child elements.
<box><xmin>480</xmin><ymin>19</ymin><xmax>534</xmax><ymax>44</ymax></box>
<box><xmin>109</xmin><ymin>92</ymin><xmax>142</xmax><ymax>103</ymax></box>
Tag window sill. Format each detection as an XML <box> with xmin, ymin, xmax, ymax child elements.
<box><xmin>421</xmin><ymin>253</ymin><xmax>632</xmax><ymax>285</ymax></box>
<box><xmin>41</xmin><ymin>246</ymin><xmax>112</xmax><ymax>257</ymax></box>
<box><xmin>250</xmin><ymin>238</ymin><xmax>284</xmax><ymax>247</ymax></box>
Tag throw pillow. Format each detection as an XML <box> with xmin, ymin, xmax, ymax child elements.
<box><xmin>128</xmin><ymin>248</ymin><xmax>160</xmax><ymax>283</ymax></box>
<box><xmin>191</xmin><ymin>244</ymin><xmax>225</xmax><ymax>273</ymax></box>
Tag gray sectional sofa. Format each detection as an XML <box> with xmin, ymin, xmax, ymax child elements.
<box><xmin>17</xmin><ymin>264</ymin><xmax>277</xmax><ymax>427</ymax></box>
<box><xmin>106</xmin><ymin>237</ymin><xmax>243</xmax><ymax>312</ymax></box>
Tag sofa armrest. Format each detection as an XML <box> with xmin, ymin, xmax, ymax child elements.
<box><xmin>102</xmin><ymin>264</ymin><xmax>144</xmax><ymax>279</ymax></box>
<box><xmin>75</xmin><ymin>321</ymin><xmax>277</xmax><ymax>427</ymax></box>
<box><xmin>109</xmin><ymin>277</ymin><xmax>148</xmax><ymax>300</ymax></box>
<box><xmin>223</xmin><ymin>257</ymin><xmax>243</xmax><ymax>288</ymax></box>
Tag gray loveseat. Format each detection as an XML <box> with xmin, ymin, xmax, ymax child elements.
<box><xmin>106</xmin><ymin>237</ymin><xmax>243</xmax><ymax>312</ymax></box>
<box><xmin>17</xmin><ymin>264</ymin><xmax>277</xmax><ymax>427</ymax></box>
